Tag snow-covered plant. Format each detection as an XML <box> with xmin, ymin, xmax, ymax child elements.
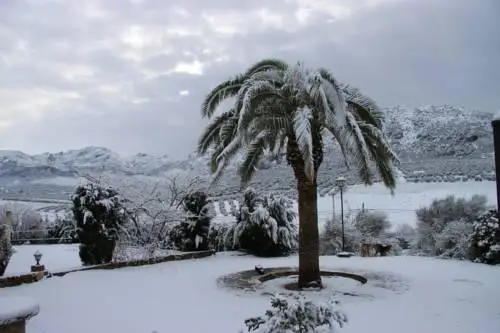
<box><xmin>413</xmin><ymin>195</ymin><xmax>488</xmax><ymax>256</ymax></box>
<box><xmin>169</xmin><ymin>191</ymin><xmax>214</xmax><ymax>251</ymax></box>
<box><xmin>242</xmin><ymin>294</ymin><xmax>347</xmax><ymax>333</ymax></box>
<box><xmin>71</xmin><ymin>180</ymin><xmax>127</xmax><ymax>265</ymax></box>
<box><xmin>434</xmin><ymin>220</ymin><xmax>473</xmax><ymax>259</ymax></box>
<box><xmin>354</xmin><ymin>210</ymin><xmax>391</xmax><ymax>239</ymax></box>
<box><xmin>208</xmin><ymin>222</ymin><xmax>234</xmax><ymax>252</ymax></box>
<box><xmin>0</xmin><ymin>211</ymin><xmax>13</xmax><ymax>276</ymax></box>
<box><xmin>469</xmin><ymin>210</ymin><xmax>500</xmax><ymax>265</ymax></box>
<box><xmin>319</xmin><ymin>212</ymin><xmax>362</xmax><ymax>255</ymax></box>
<box><xmin>88</xmin><ymin>173</ymin><xmax>203</xmax><ymax>259</ymax></box>
<box><xmin>393</xmin><ymin>223</ymin><xmax>416</xmax><ymax>249</ymax></box>
<box><xmin>228</xmin><ymin>188</ymin><xmax>298</xmax><ymax>257</ymax></box>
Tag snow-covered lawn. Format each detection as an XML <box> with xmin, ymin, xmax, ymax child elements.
<box><xmin>5</xmin><ymin>244</ymin><xmax>178</xmax><ymax>276</ymax></box>
<box><xmin>5</xmin><ymin>244</ymin><xmax>81</xmax><ymax>276</ymax></box>
<box><xmin>214</xmin><ymin>181</ymin><xmax>496</xmax><ymax>229</ymax></box>
<box><xmin>2</xmin><ymin>253</ymin><xmax>500</xmax><ymax>333</ymax></box>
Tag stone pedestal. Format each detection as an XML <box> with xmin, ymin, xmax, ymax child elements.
<box><xmin>0</xmin><ymin>297</ymin><xmax>40</xmax><ymax>333</ymax></box>
<box><xmin>30</xmin><ymin>265</ymin><xmax>45</xmax><ymax>273</ymax></box>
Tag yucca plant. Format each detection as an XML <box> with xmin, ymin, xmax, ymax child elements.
<box><xmin>198</xmin><ymin>58</ymin><xmax>397</xmax><ymax>288</ymax></box>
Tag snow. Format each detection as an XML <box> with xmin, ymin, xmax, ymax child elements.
<box><xmin>0</xmin><ymin>296</ymin><xmax>39</xmax><ymax>325</ymax></box>
<box><xmin>4</xmin><ymin>244</ymin><xmax>81</xmax><ymax>276</ymax></box>
<box><xmin>1</xmin><ymin>253</ymin><xmax>499</xmax><ymax>333</ymax></box>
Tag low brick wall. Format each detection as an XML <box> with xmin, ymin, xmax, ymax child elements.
<box><xmin>0</xmin><ymin>250</ymin><xmax>214</xmax><ymax>288</ymax></box>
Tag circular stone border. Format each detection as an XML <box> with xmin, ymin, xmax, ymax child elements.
<box><xmin>217</xmin><ymin>267</ymin><xmax>367</xmax><ymax>292</ymax></box>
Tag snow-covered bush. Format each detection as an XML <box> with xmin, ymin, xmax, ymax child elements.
<box><xmin>392</xmin><ymin>223</ymin><xmax>416</xmax><ymax>249</ymax></box>
<box><xmin>354</xmin><ymin>210</ymin><xmax>391</xmax><ymax>239</ymax></box>
<box><xmin>47</xmin><ymin>211</ymin><xmax>78</xmax><ymax>244</ymax></box>
<box><xmin>208</xmin><ymin>222</ymin><xmax>234</xmax><ymax>252</ymax></box>
<box><xmin>169</xmin><ymin>191</ymin><xmax>213</xmax><ymax>251</ymax></box>
<box><xmin>0</xmin><ymin>211</ymin><xmax>13</xmax><ymax>276</ymax></box>
<box><xmin>228</xmin><ymin>188</ymin><xmax>298</xmax><ymax>257</ymax></box>
<box><xmin>412</xmin><ymin>195</ymin><xmax>488</xmax><ymax>256</ymax></box>
<box><xmin>319</xmin><ymin>213</ymin><xmax>362</xmax><ymax>255</ymax></box>
<box><xmin>469</xmin><ymin>210</ymin><xmax>500</xmax><ymax>265</ymax></box>
<box><xmin>71</xmin><ymin>181</ymin><xmax>127</xmax><ymax>265</ymax></box>
<box><xmin>434</xmin><ymin>220</ymin><xmax>473</xmax><ymax>259</ymax></box>
<box><xmin>242</xmin><ymin>294</ymin><xmax>347</xmax><ymax>333</ymax></box>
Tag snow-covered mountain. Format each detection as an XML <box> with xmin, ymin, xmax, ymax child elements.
<box><xmin>0</xmin><ymin>105</ymin><xmax>494</xmax><ymax>186</ymax></box>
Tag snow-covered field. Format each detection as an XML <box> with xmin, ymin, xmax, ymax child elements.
<box><xmin>1</xmin><ymin>253</ymin><xmax>499</xmax><ymax>333</ymax></box>
<box><xmin>214</xmin><ymin>181</ymin><xmax>496</xmax><ymax>229</ymax></box>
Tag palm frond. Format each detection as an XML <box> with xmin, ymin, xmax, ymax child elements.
<box><xmin>238</xmin><ymin>131</ymin><xmax>269</xmax><ymax>186</ymax></box>
<box><xmin>237</xmin><ymin>81</ymin><xmax>283</xmax><ymax>136</ymax></box>
<box><xmin>343</xmin><ymin>85</ymin><xmax>383</xmax><ymax>127</ymax></box>
<box><xmin>197</xmin><ymin>110</ymin><xmax>235</xmax><ymax>154</ymax></box>
<box><xmin>344</xmin><ymin>111</ymin><xmax>373</xmax><ymax>184</ymax></box>
<box><xmin>202</xmin><ymin>75</ymin><xmax>245</xmax><ymax>118</ymax></box>
<box><xmin>293</xmin><ymin>107</ymin><xmax>314</xmax><ymax>181</ymax></box>
<box><xmin>244</xmin><ymin>58</ymin><xmax>289</xmax><ymax>77</ymax></box>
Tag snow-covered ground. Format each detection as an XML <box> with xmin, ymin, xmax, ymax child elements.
<box><xmin>1</xmin><ymin>253</ymin><xmax>499</xmax><ymax>333</ymax></box>
<box><xmin>214</xmin><ymin>181</ymin><xmax>496</xmax><ymax>229</ymax></box>
<box><xmin>5</xmin><ymin>244</ymin><xmax>81</xmax><ymax>276</ymax></box>
<box><xmin>5</xmin><ymin>244</ymin><xmax>179</xmax><ymax>276</ymax></box>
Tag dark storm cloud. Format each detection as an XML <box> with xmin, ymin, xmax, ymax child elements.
<box><xmin>0</xmin><ymin>0</ymin><xmax>498</xmax><ymax>158</ymax></box>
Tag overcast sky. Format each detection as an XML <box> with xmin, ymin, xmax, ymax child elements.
<box><xmin>0</xmin><ymin>0</ymin><xmax>498</xmax><ymax>158</ymax></box>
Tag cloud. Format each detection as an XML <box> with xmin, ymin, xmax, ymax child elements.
<box><xmin>0</xmin><ymin>0</ymin><xmax>498</xmax><ymax>158</ymax></box>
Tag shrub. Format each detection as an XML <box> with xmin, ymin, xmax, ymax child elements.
<box><xmin>434</xmin><ymin>220</ymin><xmax>472</xmax><ymax>259</ymax></box>
<box><xmin>354</xmin><ymin>210</ymin><xmax>391</xmax><ymax>239</ymax></box>
<box><xmin>207</xmin><ymin>222</ymin><xmax>234</xmax><ymax>252</ymax></box>
<box><xmin>0</xmin><ymin>211</ymin><xmax>13</xmax><ymax>276</ymax></box>
<box><xmin>71</xmin><ymin>182</ymin><xmax>127</xmax><ymax>265</ymax></box>
<box><xmin>469</xmin><ymin>210</ymin><xmax>500</xmax><ymax>265</ymax></box>
<box><xmin>242</xmin><ymin>294</ymin><xmax>347</xmax><ymax>333</ymax></box>
<box><xmin>412</xmin><ymin>195</ymin><xmax>488</xmax><ymax>256</ymax></box>
<box><xmin>169</xmin><ymin>191</ymin><xmax>213</xmax><ymax>251</ymax></box>
<box><xmin>319</xmin><ymin>213</ymin><xmax>362</xmax><ymax>255</ymax></box>
<box><xmin>229</xmin><ymin>188</ymin><xmax>298</xmax><ymax>257</ymax></box>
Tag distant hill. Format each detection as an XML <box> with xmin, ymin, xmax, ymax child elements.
<box><xmin>0</xmin><ymin>105</ymin><xmax>494</xmax><ymax>201</ymax></box>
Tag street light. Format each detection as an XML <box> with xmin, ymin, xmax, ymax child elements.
<box><xmin>33</xmin><ymin>251</ymin><xmax>42</xmax><ymax>266</ymax></box>
<box><xmin>335</xmin><ymin>176</ymin><xmax>347</xmax><ymax>252</ymax></box>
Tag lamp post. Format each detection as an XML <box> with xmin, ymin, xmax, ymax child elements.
<box><xmin>31</xmin><ymin>250</ymin><xmax>45</xmax><ymax>273</ymax></box>
<box><xmin>335</xmin><ymin>176</ymin><xmax>347</xmax><ymax>252</ymax></box>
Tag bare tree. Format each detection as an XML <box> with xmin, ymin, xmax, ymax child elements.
<box><xmin>82</xmin><ymin>173</ymin><xmax>205</xmax><ymax>260</ymax></box>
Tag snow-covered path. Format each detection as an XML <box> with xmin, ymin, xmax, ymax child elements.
<box><xmin>2</xmin><ymin>254</ymin><xmax>500</xmax><ymax>333</ymax></box>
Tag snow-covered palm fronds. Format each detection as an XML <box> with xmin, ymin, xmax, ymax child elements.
<box><xmin>198</xmin><ymin>58</ymin><xmax>398</xmax><ymax>190</ymax></box>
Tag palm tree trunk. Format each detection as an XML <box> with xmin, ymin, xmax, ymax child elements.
<box><xmin>297</xmin><ymin>178</ymin><xmax>322</xmax><ymax>289</ymax></box>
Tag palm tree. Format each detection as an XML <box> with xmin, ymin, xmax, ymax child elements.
<box><xmin>198</xmin><ymin>59</ymin><xmax>398</xmax><ymax>288</ymax></box>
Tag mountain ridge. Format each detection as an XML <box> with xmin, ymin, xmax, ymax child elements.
<box><xmin>0</xmin><ymin>105</ymin><xmax>495</xmax><ymax>189</ymax></box>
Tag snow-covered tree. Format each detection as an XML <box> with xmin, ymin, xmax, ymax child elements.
<box><xmin>354</xmin><ymin>210</ymin><xmax>391</xmax><ymax>240</ymax></box>
<box><xmin>434</xmin><ymin>220</ymin><xmax>473</xmax><ymax>259</ymax></box>
<box><xmin>0</xmin><ymin>211</ymin><xmax>13</xmax><ymax>276</ymax></box>
<box><xmin>242</xmin><ymin>294</ymin><xmax>347</xmax><ymax>333</ymax></box>
<box><xmin>198</xmin><ymin>59</ymin><xmax>398</xmax><ymax>287</ymax></box>
<box><xmin>71</xmin><ymin>181</ymin><xmax>127</xmax><ymax>265</ymax></box>
<box><xmin>469</xmin><ymin>210</ymin><xmax>500</xmax><ymax>265</ymax></box>
<box><xmin>228</xmin><ymin>188</ymin><xmax>297</xmax><ymax>257</ymax></box>
<box><xmin>412</xmin><ymin>195</ymin><xmax>488</xmax><ymax>256</ymax></box>
<box><xmin>169</xmin><ymin>191</ymin><xmax>214</xmax><ymax>251</ymax></box>
<box><xmin>89</xmin><ymin>173</ymin><xmax>202</xmax><ymax>259</ymax></box>
<box><xmin>319</xmin><ymin>212</ymin><xmax>362</xmax><ymax>255</ymax></box>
